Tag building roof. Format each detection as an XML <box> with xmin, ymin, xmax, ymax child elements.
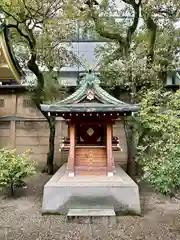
<box><xmin>40</xmin><ymin>70</ymin><xmax>139</xmax><ymax>114</ymax></box>
<box><xmin>0</xmin><ymin>27</ymin><xmax>22</xmax><ymax>83</ymax></box>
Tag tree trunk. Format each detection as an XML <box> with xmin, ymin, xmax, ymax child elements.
<box><xmin>141</xmin><ymin>11</ymin><xmax>157</xmax><ymax>67</ymax></box>
<box><xmin>10</xmin><ymin>183</ymin><xmax>14</xmax><ymax>197</ymax></box>
<box><xmin>124</xmin><ymin>121</ymin><xmax>136</xmax><ymax>178</ymax></box>
<box><xmin>124</xmin><ymin>70</ymin><xmax>137</xmax><ymax>178</ymax></box>
<box><xmin>42</xmin><ymin>116</ymin><xmax>56</xmax><ymax>175</ymax></box>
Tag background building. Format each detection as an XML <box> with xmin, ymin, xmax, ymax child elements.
<box><xmin>53</xmin><ymin>19</ymin><xmax>180</xmax><ymax>87</ymax></box>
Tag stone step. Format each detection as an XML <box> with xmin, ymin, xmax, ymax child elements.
<box><xmin>75</xmin><ymin>166</ymin><xmax>107</xmax><ymax>176</ymax></box>
<box><xmin>67</xmin><ymin>208</ymin><xmax>115</xmax><ymax>217</ymax></box>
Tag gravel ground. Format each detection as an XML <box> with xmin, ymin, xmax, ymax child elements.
<box><xmin>0</xmin><ymin>173</ymin><xmax>180</xmax><ymax>240</ymax></box>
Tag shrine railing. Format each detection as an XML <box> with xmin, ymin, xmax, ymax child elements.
<box><xmin>58</xmin><ymin>136</ymin><xmax>123</xmax><ymax>152</ymax></box>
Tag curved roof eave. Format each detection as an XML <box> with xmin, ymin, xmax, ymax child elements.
<box><xmin>55</xmin><ymin>83</ymin><xmax>88</xmax><ymax>105</ymax></box>
<box><xmin>40</xmin><ymin>102</ymin><xmax>139</xmax><ymax>113</ymax></box>
<box><xmin>40</xmin><ymin>71</ymin><xmax>139</xmax><ymax>114</ymax></box>
<box><xmin>0</xmin><ymin>27</ymin><xmax>22</xmax><ymax>82</ymax></box>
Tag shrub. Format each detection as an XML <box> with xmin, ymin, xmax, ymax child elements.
<box><xmin>136</xmin><ymin>89</ymin><xmax>180</xmax><ymax>195</ymax></box>
<box><xmin>138</xmin><ymin>142</ymin><xmax>180</xmax><ymax>195</ymax></box>
<box><xmin>0</xmin><ymin>148</ymin><xmax>36</xmax><ymax>196</ymax></box>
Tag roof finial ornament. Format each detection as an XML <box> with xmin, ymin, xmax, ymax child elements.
<box><xmin>80</xmin><ymin>66</ymin><xmax>100</xmax><ymax>86</ymax></box>
<box><xmin>88</xmin><ymin>66</ymin><xmax>92</xmax><ymax>73</ymax></box>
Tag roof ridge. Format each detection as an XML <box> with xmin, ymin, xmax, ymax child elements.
<box><xmin>40</xmin><ymin>71</ymin><xmax>139</xmax><ymax>113</ymax></box>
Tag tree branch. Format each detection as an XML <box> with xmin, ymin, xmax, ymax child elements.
<box><xmin>82</xmin><ymin>0</ymin><xmax>125</xmax><ymax>44</ymax></box>
<box><xmin>91</xmin><ymin>12</ymin><xmax>125</xmax><ymax>44</ymax></box>
<box><xmin>0</xmin><ymin>7</ymin><xmax>23</xmax><ymax>23</ymax></box>
<box><xmin>3</xmin><ymin>16</ymin><xmax>44</xmax><ymax>100</ymax></box>
<box><xmin>146</xmin><ymin>17</ymin><xmax>157</xmax><ymax>65</ymax></box>
<box><xmin>83</xmin><ymin>0</ymin><xmax>140</xmax><ymax>59</ymax></box>
<box><xmin>4</xmin><ymin>23</ymin><xmax>34</xmax><ymax>49</ymax></box>
<box><xmin>126</xmin><ymin>0</ymin><xmax>141</xmax><ymax>45</ymax></box>
<box><xmin>27</xmin><ymin>53</ymin><xmax>44</xmax><ymax>94</ymax></box>
<box><xmin>44</xmin><ymin>0</ymin><xmax>63</xmax><ymax>18</ymax></box>
<box><xmin>142</xmin><ymin>9</ymin><xmax>157</xmax><ymax>65</ymax></box>
<box><xmin>155</xmin><ymin>6</ymin><xmax>178</xmax><ymax>18</ymax></box>
<box><xmin>101</xmin><ymin>46</ymin><xmax>123</xmax><ymax>66</ymax></box>
<box><xmin>22</xmin><ymin>0</ymin><xmax>33</xmax><ymax>18</ymax></box>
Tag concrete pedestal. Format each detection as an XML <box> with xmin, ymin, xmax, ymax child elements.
<box><xmin>42</xmin><ymin>164</ymin><xmax>141</xmax><ymax>215</ymax></box>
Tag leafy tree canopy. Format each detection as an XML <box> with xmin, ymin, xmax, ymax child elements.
<box><xmin>80</xmin><ymin>0</ymin><xmax>180</xmax><ymax>97</ymax></box>
<box><xmin>0</xmin><ymin>0</ymin><xmax>80</xmax><ymax>174</ymax></box>
<box><xmin>77</xmin><ymin>0</ymin><xmax>180</xmax><ymax>195</ymax></box>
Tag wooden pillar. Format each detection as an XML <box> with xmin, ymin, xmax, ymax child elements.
<box><xmin>67</xmin><ymin>123</ymin><xmax>75</xmax><ymax>177</ymax></box>
<box><xmin>106</xmin><ymin>123</ymin><xmax>114</xmax><ymax>176</ymax></box>
<box><xmin>111</xmin><ymin>125</ymin><xmax>115</xmax><ymax>170</ymax></box>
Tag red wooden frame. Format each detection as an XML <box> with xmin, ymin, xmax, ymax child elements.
<box><xmin>66</xmin><ymin>120</ymin><xmax>115</xmax><ymax>176</ymax></box>
<box><xmin>67</xmin><ymin>123</ymin><xmax>75</xmax><ymax>175</ymax></box>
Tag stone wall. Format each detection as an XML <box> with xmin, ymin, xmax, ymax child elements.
<box><xmin>0</xmin><ymin>92</ymin><xmax>127</xmax><ymax>169</ymax></box>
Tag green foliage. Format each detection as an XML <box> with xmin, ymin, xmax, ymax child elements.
<box><xmin>136</xmin><ymin>89</ymin><xmax>180</xmax><ymax>195</ymax></box>
<box><xmin>0</xmin><ymin>0</ymin><xmax>80</xmax><ymax>173</ymax></box>
<box><xmin>0</xmin><ymin>0</ymin><xmax>78</xmax><ymax>99</ymax></box>
<box><xmin>140</xmin><ymin>143</ymin><xmax>180</xmax><ymax>195</ymax></box>
<box><xmin>0</xmin><ymin>148</ymin><xmax>36</xmax><ymax>196</ymax></box>
<box><xmin>94</xmin><ymin>0</ymin><xmax>179</xmax><ymax>95</ymax></box>
<box><xmin>90</xmin><ymin>0</ymin><xmax>180</xmax><ymax>194</ymax></box>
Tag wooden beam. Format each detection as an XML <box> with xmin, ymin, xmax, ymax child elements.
<box><xmin>70</xmin><ymin>120</ymin><xmax>116</xmax><ymax>125</ymax></box>
<box><xmin>67</xmin><ymin>123</ymin><xmax>75</xmax><ymax>177</ymax></box>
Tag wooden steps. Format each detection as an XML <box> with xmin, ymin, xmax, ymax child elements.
<box><xmin>75</xmin><ymin>167</ymin><xmax>107</xmax><ymax>176</ymax></box>
<box><xmin>75</xmin><ymin>148</ymin><xmax>107</xmax><ymax>175</ymax></box>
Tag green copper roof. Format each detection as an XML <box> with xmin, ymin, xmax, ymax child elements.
<box><xmin>40</xmin><ymin>70</ymin><xmax>139</xmax><ymax>113</ymax></box>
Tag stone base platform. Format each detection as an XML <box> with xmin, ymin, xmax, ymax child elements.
<box><xmin>42</xmin><ymin>164</ymin><xmax>141</xmax><ymax>215</ymax></box>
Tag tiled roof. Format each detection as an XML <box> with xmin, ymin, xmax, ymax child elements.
<box><xmin>40</xmin><ymin>70</ymin><xmax>139</xmax><ymax>113</ymax></box>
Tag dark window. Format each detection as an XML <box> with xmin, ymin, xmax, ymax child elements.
<box><xmin>0</xmin><ymin>99</ymin><xmax>5</xmax><ymax>108</ymax></box>
<box><xmin>23</xmin><ymin>99</ymin><xmax>33</xmax><ymax>108</ymax></box>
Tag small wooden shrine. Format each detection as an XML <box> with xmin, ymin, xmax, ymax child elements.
<box><xmin>41</xmin><ymin>70</ymin><xmax>138</xmax><ymax>177</ymax></box>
